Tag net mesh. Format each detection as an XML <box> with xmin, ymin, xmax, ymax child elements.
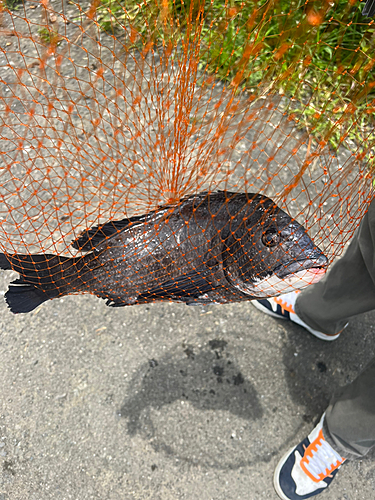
<box><xmin>0</xmin><ymin>0</ymin><xmax>374</xmax><ymax>311</ymax></box>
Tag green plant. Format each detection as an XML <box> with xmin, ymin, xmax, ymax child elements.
<box><xmin>38</xmin><ymin>26</ymin><xmax>62</xmax><ymax>45</ymax></box>
<box><xmin>4</xmin><ymin>0</ymin><xmax>23</xmax><ymax>10</ymax></box>
<box><xmin>91</xmin><ymin>0</ymin><xmax>375</xmax><ymax>152</ymax></box>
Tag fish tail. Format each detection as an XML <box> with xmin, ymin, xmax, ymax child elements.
<box><xmin>0</xmin><ymin>252</ymin><xmax>91</xmax><ymax>313</ymax></box>
<box><xmin>4</xmin><ymin>280</ymin><xmax>53</xmax><ymax>314</ymax></box>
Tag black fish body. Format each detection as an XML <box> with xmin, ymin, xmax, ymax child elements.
<box><xmin>0</xmin><ymin>191</ymin><xmax>328</xmax><ymax>313</ymax></box>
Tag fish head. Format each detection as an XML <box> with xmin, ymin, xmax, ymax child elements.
<box><xmin>223</xmin><ymin>195</ymin><xmax>328</xmax><ymax>298</ymax></box>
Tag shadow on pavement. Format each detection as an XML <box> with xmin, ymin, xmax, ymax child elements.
<box><xmin>119</xmin><ymin>339</ymin><xmax>263</xmax><ymax>435</ymax></box>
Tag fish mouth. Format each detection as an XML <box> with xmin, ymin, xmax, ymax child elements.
<box><xmin>274</xmin><ymin>254</ymin><xmax>328</xmax><ymax>279</ymax></box>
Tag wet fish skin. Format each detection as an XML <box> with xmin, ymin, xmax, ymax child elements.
<box><xmin>0</xmin><ymin>191</ymin><xmax>328</xmax><ymax>313</ymax></box>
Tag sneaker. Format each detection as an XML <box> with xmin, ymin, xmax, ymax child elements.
<box><xmin>274</xmin><ymin>414</ymin><xmax>346</xmax><ymax>500</ymax></box>
<box><xmin>252</xmin><ymin>291</ymin><xmax>341</xmax><ymax>341</ymax></box>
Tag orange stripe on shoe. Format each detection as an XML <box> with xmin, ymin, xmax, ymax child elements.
<box><xmin>274</xmin><ymin>293</ymin><xmax>300</xmax><ymax>315</ymax></box>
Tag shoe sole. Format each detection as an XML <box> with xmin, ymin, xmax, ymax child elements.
<box><xmin>251</xmin><ymin>300</ymin><xmax>341</xmax><ymax>342</ymax></box>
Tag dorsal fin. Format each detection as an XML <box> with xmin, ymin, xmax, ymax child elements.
<box><xmin>71</xmin><ymin>214</ymin><xmax>146</xmax><ymax>251</ymax></box>
<box><xmin>71</xmin><ymin>192</ymin><xmax>224</xmax><ymax>252</ymax></box>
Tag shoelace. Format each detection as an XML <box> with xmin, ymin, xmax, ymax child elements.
<box><xmin>301</xmin><ymin>429</ymin><xmax>346</xmax><ymax>482</ymax></box>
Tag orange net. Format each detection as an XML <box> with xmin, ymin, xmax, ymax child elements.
<box><xmin>0</xmin><ymin>0</ymin><xmax>374</xmax><ymax>312</ymax></box>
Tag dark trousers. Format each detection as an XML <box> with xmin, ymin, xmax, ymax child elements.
<box><xmin>295</xmin><ymin>200</ymin><xmax>375</xmax><ymax>459</ymax></box>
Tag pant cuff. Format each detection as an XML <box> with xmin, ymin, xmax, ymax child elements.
<box><xmin>322</xmin><ymin>416</ymin><xmax>364</xmax><ymax>460</ymax></box>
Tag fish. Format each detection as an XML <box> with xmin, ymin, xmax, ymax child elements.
<box><xmin>0</xmin><ymin>191</ymin><xmax>328</xmax><ymax>314</ymax></box>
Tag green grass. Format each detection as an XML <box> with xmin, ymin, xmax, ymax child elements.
<box><xmin>4</xmin><ymin>0</ymin><xmax>23</xmax><ymax>10</ymax></box>
<box><xmin>93</xmin><ymin>0</ymin><xmax>375</xmax><ymax>155</ymax></box>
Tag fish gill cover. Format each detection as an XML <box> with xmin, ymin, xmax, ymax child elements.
<box><xmin>0</xmin><ymin>0</ymin><xmax>374</xmax><ymax>310</ymax></box>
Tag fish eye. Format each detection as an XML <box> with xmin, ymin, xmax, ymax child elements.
<box><xmin>261</xmin><ymin>229</ymin><xmax>280</xmax><ymax>247</ymax></box>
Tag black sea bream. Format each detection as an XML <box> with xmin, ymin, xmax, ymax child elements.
<box><xmin>0</xmin><ymin>191</ymin><xmax>328</xmax><ymax>313</ymax></box>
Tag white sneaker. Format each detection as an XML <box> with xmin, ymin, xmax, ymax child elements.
<box><xmin>252</xmin><ymin>291</ymin><xmax>342</xmax><ymax>341</ymax></box>
<box><xmin>274</xmin><ymin>414</ymin><xmax>346</xmax><ymax>500</ymax></box>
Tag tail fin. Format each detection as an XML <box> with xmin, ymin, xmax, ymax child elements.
<box><xmin>0</xmin><ymin>252</ymin><xmax>87</xmax><ymax>314</ymax></box>
<box><xmin>5</xmin><ymin>280</ymin><xmax>52</xmax><ymax>314</ymax></box>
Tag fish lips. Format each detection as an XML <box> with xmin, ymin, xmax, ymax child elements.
<box><xmin>273</xmin><ymin>253</ymin><xmax>328</xmax><ymax>279</ymax></box>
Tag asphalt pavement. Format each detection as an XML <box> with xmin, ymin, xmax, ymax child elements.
<box><xmin>0</xmin><ymin>269</ymin><xmax>374</xmax><ymax>500</ymax></box>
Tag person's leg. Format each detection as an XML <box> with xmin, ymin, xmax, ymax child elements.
<box><xmin>295</xmin><ymin>199</ymin><xmax>375</xmax><ymax>335</ymax></box>
<box><xmin>323</xmin><ymin>356</ymin><xmax>375</xmax><ymax>459</ymax></box>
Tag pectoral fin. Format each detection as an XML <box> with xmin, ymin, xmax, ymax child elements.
<box><xmin>137</xmin><ymin>269</ymin><xmax>217</xmax><ymax>302</ymax></box>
